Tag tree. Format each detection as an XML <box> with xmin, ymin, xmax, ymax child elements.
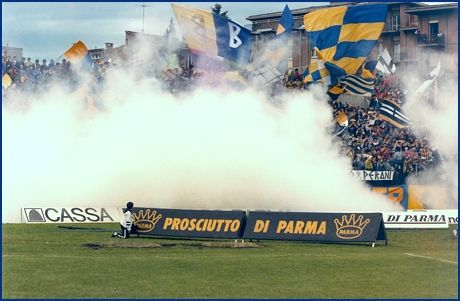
<box><xmin>164</xmin><ymin>18</ymin><xmax>176</xmax><ymax>40</ymax></box>
<box><xmin>211</xmin><ymin>3</ymin><xmax>229</xmax><ymax>19</ymax></box>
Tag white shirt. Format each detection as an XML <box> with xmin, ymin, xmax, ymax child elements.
<box><xmin>121</xmin><ymin>209</ymin><xmax>134</xmax><ymax>231</ymax></box>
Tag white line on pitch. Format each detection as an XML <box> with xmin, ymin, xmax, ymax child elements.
<box><xmin>404</xmin><ymin>253</ymin><xmax>458</xmax><ymax>264</ymax></box>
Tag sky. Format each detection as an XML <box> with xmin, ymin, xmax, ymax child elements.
<box><xmin>2</xmin><ymin>2</ymin><xmax>327</xmax><ymax>61</ymax></box>
<box><xmin>3</xmin><ymin>2</ymin><xmax>451</xmax><ymax>61</ymax></box>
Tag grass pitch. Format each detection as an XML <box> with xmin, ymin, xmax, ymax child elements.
<box><xmin>2</xmin><ymin>223</ymin><xmax>458</xmax><ymax>298</ymax></box>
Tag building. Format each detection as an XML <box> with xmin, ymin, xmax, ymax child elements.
<box><xmin>246</xmin><ymin>2</ymin><xmax>458</xmax><ymax>76</ymax></box>
<box><xmin>88</xmin><ymin>43</ymin><xmax>125</xmax><ymax>64</ymax></box>
<box><xmin>1</xmin><ymin>46</ymin><xmax>23</xmax><ymax>61</ymax></box>
<box><xmin>401</xmin><ymin>3</ymin><xmax>458</xmax><ymax>75</ymax></box>
<box><xmin>123</xmin><ymin>30</ymin><xmax>184</xmax><ymax>67</ymax></box>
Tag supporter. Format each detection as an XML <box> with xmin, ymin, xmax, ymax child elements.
<box><xmin>352</xmin><ymin>154</ymin><xmax>365</xmax><ymax>170</ymax></box>
<box><xmin>19</xmin><ymin>57</ymin><xmax>26</xmax><ymax>68</ymax></box>
<box><xmin>24</xmin><ymin>57</ymin><xmax>33</xmax><ymax>68</ymax></box>
<box><xmin>9</xmin><ymin>65</ymin><xmax>20</xmax><ymax>84</ymax></box>
<box><xmin>288</xmin><ymin>70</ymin><xmax>296</xmax><ymax>82</ymax></box>
<box><xmin>41</xmin><ymin>59</ymin><xmax>48</xmax><ymax>74</ymax></box>
<box><xmin>378</xmin><ymin>75</ymin><xmax>384</xmax><ymax>89</ymax></box>
<box><xmin>61</xmin><ymin>59</ymin><xmax>69</xmax><ymax>75</ymax></box>
<box><xmin>48</xmin><ymin>59</ymin><xmax>55</xmax><ymax>70</ymax></box>
<box><xmin>33</xmin><ymin>59</ymin><xmax>40</xmax><ymax>70</ymax></box>
<box><xmin>18</xmin><ymin>64</ymin><xmax>26</xmax><ymax>78</ymax></box>
<box><xmin>369</xmin><ymin>95</ymin><xmax>379</xmax><ymax>110</ymax></box>
<box><xmin>11</xmin><ymin>56</ymin><xmax>18</xmax><ymax>67</ymax></box>
<box><xmin>364</xmin><ymin>156</ymin><xmax>374</xmax><ymax>171</ymax></box>
<box><xmin>380</xmin><ymin>157</ymin><xmax>391</xmax><ymax>171</ymax></box>
<box><xmin>294</xmin><ymin>68</ymin><xmax>302</xmax><ymax>81</ymax></box>
<box><xmin>5</xmin><ymin>55</ymin><xmax>12</xmax><ymax>71</ymax></box>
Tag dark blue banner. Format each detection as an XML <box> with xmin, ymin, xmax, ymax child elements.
<box><xmin>131</xmin><ymin>208</ymin><xmax>246</xmax><ymax>239</ymax></box>
<box><xmin>242</xmin><ymin>211</ymin><xmax>387</xmax><ymax>245</ymax></box>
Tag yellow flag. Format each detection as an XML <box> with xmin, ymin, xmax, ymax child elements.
<box><xmin>2</xmin><ymin>74</ymin><xmax>12</xmax><ymax>89</ymax></box>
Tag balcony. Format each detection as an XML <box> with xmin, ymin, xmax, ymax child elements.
<box><xmin>416</xmin><ymin>34</ymin><xmax>445</xmax><ymax>47</ymax></box>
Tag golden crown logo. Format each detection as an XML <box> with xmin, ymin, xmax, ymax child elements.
<box><xmin>334</xmin><ymin>214</ymin><xmax>370</xmax><ymax>239</ymax></box>
<box><xmin>132</xmin><ymin>209</ymin><xmax>162</xmax><ymax>233</ymax></box>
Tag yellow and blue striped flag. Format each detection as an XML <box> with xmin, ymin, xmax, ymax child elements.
<box><xmin>304</xmin><ymin>4</ymin><xmax>387</xmax><ymax>81</ymax></box>
<box><xmin>379</xmin><ymin>98</ymin><xmax>410</xmax><ymax>128</ymax></box>
<box><xmin>340</xmin><ymin>74</ymin><xmax>374</xmax><ymax>96</ymax></box>
<box><xmin>63</xmin><ymin>41</ymin><xmax>92</xmax><ymax>71</ymax></box>
<box><xmin>172</xmin><ymin>3</ymin><xmax>253</xmax><ymax>65</ymax></box>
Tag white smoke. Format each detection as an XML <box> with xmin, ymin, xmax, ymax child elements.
<box><xmin>2</xmin><ymin>63</ymin><xmax>405</xmax><ymax>224</ymax></box>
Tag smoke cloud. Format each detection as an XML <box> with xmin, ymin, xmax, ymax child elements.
<box><xmin>402</xmin><ymin>60</ymin><xmax>458</xmax><ymax>208</ymax></box>
<box><xmin>2</xmin><ymin>61</ymin><xmax>409</xmax><ymax>224</ymax></box>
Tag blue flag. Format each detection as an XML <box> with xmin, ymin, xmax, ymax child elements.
<box><xmin>276</xmin><ymin>5</ymin><xmax>294</xmax><ymax>36</ymax></box>
<box><xmin>258</xmin><ymin>4</ymin><xmax>294</xmax><ymax>72</ymax></box>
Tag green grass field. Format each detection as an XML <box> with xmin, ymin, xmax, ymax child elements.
<box><xmin>2</xmin><ymin>223</ymin><xmax>458</xmax><ymax>299</ymax></box>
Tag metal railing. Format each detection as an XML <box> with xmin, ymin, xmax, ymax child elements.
<box><xmin>416</xmin><ymin>34</ymin><xmax>445</xmax><ymax>47</ymax></box>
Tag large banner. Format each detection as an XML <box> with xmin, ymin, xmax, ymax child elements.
<box><xmin>21</xmin><ymin>207</ymin><xmax>120</xmax><ymax>223</ymax></box>
<box><xmin>131</xmin><ymin>208</ymin><xmax>246</xmax><ymax>239</ymax></box>
<box><xmin>369</xmin><ymin>185</ymin><xmax>457</xmax><ymax>210</ymax></box>
<box><xmin>242</xmin><ymin>211</ymin><xmax>387</xmax><ymax>245</ymax></box>
<box><xmin>350</xmin><ymin>170</ymin><xmax>394</xmax><ymax>181</ymax></box>
<box><xmin>371</xmin><ymin>185</ymin><xmax>408</xmax><ymax>209</ymax></box>
<box><xmin>382</xmin><ymin>210</ymin><xmax>449</xmax><ymax>229</ymax></box>
<box><xmin>407</xmin><ymin>185</ymin><xmax>457</xmax><ymax>210</ymax></box>
<box><xmin>446</xmin><ymin>209</ymin><xmax>458</xmax><ymax>224</ymax></box>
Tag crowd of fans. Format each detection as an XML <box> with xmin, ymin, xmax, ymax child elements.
<box><xmin>2</xmin><ymin>55</ymin><xmax>74</xmax><ymax>95</ymax></box>
<box><xmin>327</xmin><ymin>73</ymin><xmax>452</xmax><ymax>186</ymax></box>
<box><xmin>274</xmin><ymin>64</ymin><xmax>454</xmax><ymax>186</ymax></box>
<box><xmin>2</xmin><ymin>53</ymin><xmax>455</xmax><ymax>187</ymax></box>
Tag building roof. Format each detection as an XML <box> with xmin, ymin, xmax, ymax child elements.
<box><xmin>403</xmin><ymin>2</ymin><xmax>458</xmax><ymax>14</ymax></box>
<box><xmin>246</xmin><ymin>3</ymin><xmax>331</xmax><ymax>21</ymax></box>
<box><xmin>125</xmin><ymin>30</ymin><xmax>166</xmax><ymax>43</ymax></box>
<box><xmin>246</xmin><ymin>2</ymin><xmax>430</xmax><ymax>21</ymax></box>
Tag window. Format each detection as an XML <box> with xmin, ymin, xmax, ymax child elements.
<box><xmin>392</xmin><ymin>9</ymin><xmax>400</xmax><ymax>31</ymax></box>
<box><xmin>311</xmin><ymin>48</ymin><xmax>317</xmax><ymax>58</ymax></box>
<box><xmin>293</xmin><ymin>18</ymin><xmax>303</xmax><ymax>28</ymax></box>
<box><xmin>377</xmin><ymin>42</ymin><xmax>383</xmax><ymax>56</ymax></box>
<box><xmin>394</xmin><ymin>41</ymin><xmax>400</xmax><ymax>62</ymax></box>
<box><xmin>429</xmin><ymin>14</ymin><xmax>438</xmax><ymax>22</ymax></box>
<box><xmin>429</xmin><ymin>15</ymin><xmax>439</xmax><ymax>39</ymax></box>
<box><xmin>287</xmin><ymin>39</ymin><xmax>294</xmax><ymax>59</ymax></box>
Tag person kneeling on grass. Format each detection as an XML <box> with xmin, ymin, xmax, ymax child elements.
<box><xmin>112</xmin><ymin>202</ymin><xmax>137</xmax><ymax>239</ymax></box>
